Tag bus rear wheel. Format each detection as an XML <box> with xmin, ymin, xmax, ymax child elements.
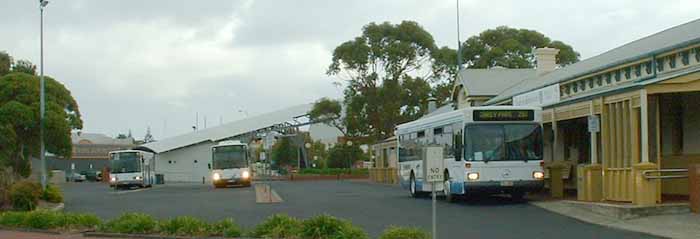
<box><xmin>410</xmin><ymin>174</ymin><xmax>427</xmax><ymax>198</ymax></box>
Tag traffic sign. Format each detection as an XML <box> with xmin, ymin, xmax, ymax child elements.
<box><xmin>588</xmin><ymin>115</ymin><xmax>600</xmax><ymax>133</ymax></box>
<box><xmin>424</xmin><ymin>146</ymin><xmax>444</xmax><ymax>183</ymax></box>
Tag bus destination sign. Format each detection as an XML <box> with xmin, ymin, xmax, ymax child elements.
<box><xmin>473</xmin><ymin>110</ymin><xmax>534</xmax><ymax>121</ymax></box>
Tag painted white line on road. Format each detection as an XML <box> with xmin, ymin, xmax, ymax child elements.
<box><xmin>109</xmin><ymin>187</ymin><xmax>151</xmax><ymax>195</ymax></box>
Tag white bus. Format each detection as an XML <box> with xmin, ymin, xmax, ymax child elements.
<box><xmin>108</xmin><ymin>149</ymin><xmax>156</xmax><ymax>189</ymax></box>
<box><xmin>397</xmin><ymin>106</ymin><xmax>545</xmax><ymax>201</ymax></box>
<box><xmin>211</xmin><ymin>140</ymin><xmax>252</xmax><ymax>188</ymax></box>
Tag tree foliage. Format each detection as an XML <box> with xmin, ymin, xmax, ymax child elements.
<box><xmin>11</xmin><ymin>60</ymin><xmax>37</xmax><ymax>76</ymax></box>
<box><xmin>308</xmin><ymin>98</ymin><xmax>346</xmax><ymax>136</ymax></box>
<box><xmin>0</xmin><ymin>51</ymin><xmax>11</xmax><ymax>77</ymax></box>
<box><xmin>270</xmin><ymin>137</ymin><xmax>297</xmax><ymax>168</ymax></box>
<box><xmin>327</xmin><ymin>144</ymin><xmax>365</xmax><ymax>169</ymax></box>
<box><xmin>0</xmin><ymin>71</ymin><xmax>82</xmax><ymax>177</ymax></box>
<box><xmin>326</xmin><ymin>21</ymin><xmax>448</xmax><ymax>141</ymax></box>
<box><xmin>460</xmin><ymin>26</ymin><xmax>580</xmax><ymax>68</ymax></box>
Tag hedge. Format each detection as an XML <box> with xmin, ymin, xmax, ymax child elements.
<box><xmin>298</xmin><ymin>168</ymin><xmax>369</xmax><ymax>176</ymax></box>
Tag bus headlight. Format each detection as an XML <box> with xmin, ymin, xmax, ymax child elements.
<box><xmin>467</xmin><ymin>172</ymin><xmax>479</xmax><ymax>181</ymax></box>
<box><xmin>134</xmin><ymin>176</ymin><xmax>142</xmax><ymax>180</ymax></box>
<box><xmin>110</xmin><ymin>176</ymin><xmax>117</xmax><ymax>182</ymax></box>
<box><xmin>242</xmin><ymin>171</ymin><xmax>250</xmax><ymax>179</ymax></box>
<box><xmin>533</xmin><ymin>171</ymin><xmax>544</xmax><ymax>180</ymax></box>
<box><xmin>213</xmin><ymin>173</ymin><xmax>221</xmax><ymax>181</ymax></box>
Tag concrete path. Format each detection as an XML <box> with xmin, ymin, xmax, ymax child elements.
<box><xmin>254</xmin><ymin>183</ymin><xmax>283</xmax><ymax>203</ymax></box>
<box><xmin>531</xmin><ymin>200</ymin><xmax>700</xmax><ymax>239</ymax></box>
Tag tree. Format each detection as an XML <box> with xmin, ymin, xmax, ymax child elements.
<box><xmin>460</xmin><ymin>26</ymin><xmax>580</xmax><ymax>69</ymax></box>
<box><xmin>0</xmin><ymin>51</ymin><xmax>11</xmax><ymax>76</ymax></box>
<box><xmin>327</xmin><ymin>21</ymin><xmax>442</xmax><ymax>141</ymax></box>
<box><xmin>11</xmin><ymin>60</ymin><xmax>37</xmax><ymax>75</ymax></box>
<box><xmin>309</xmin><ymin>98</ymin><xmax>347</xmax><ymax>136</ymax></box>
<box><xmin>270</xmin><ymin>137</ymin><xmax>297</xmax><ymax>168</ymax></box>
<box><xmin>327</xmin><ymin>144</ymin><xmax>365</xmax><ymax>169</ymax></box>
<box><xmin>143</xmin><ymin>127</ymin><xmax>155</xmax><ymax>143</ymax></box>
<box><xmin>0</xmin><ymin>72</ymin><xmax>82</xmax><ymax>177</ymax></box>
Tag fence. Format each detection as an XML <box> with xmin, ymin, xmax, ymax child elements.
<box><xmin>369</xmin><ymin>168</ymin><xmax>398</xmax><ymax>184</ymax></box>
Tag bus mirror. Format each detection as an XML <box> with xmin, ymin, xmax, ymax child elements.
<box><xmin>208</xmin><ymin>163</ymin><xmax>211</xmax><ymax>170</ymax></box>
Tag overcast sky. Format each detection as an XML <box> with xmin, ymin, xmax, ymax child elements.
<box><xmin>1</xmin><ymin>0</ymin><xmax>698</xmax><ymax>140</ymax></box>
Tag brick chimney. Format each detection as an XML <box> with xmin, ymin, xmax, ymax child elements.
<box><xmin>426</xmin><ymin>97</ymin><xmax>437</xmax><ymax>115</ymax></box>
<box><xmin>535</xmin><ymin>47</ymin><xmax>560</xmax><ymax>76</ymax></box>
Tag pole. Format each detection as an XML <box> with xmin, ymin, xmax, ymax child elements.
<box><xmin>456</xmin><ymin>0</ymin><xmax>463</xmax><ymax>70</ymax></box>
<box><xmin>432</xmin><ymin>182</ymin><xmax>437</xmax><ymax>239</ymax></box>
<box><xmin>39</xmin><ymin>2</ymin><xmax>47</xmax><ymax>190</ymax></box>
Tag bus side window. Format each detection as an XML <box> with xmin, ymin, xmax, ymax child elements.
<box><xmin>454</xmin><ymin>130</ymin><xmax>463</xmax><ymax>161</ymax></box>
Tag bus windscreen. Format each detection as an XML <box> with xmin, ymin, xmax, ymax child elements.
<box><xmin>110</xmin><ymin>152</ymin><xmax>141</xmax><ymax>173</ymax></box>
<box><xmin>212</xmin><ymin>146</ymin><xmax>247</xmax><ymax>169</ymax></box>
<box><xmin>465</xmin><ymin>124</ymin><xmax>542</xmax><ymax>161</ymax></box>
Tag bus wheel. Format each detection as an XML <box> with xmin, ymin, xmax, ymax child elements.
<box><xmin>443</xmin><ymin>174</ymin><xmax>454</xmax><ymax>203</ymax></box>
<box><xmin>410</xmin><ymin>174</ymin><xmax>419</xmax><ymax>198</ymax></box>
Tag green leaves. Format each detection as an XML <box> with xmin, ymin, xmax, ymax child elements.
<box><xmin>0</xmin><ymin>70</ymin><xmax>82</xmax><ymax>177</ymax></box>
<box><xmin>461</xmin><ymin>26</ymin><xmax>580</xmax><ymax>68</ymax></box>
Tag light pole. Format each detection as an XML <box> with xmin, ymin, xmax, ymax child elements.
<box><xmin>304</xmin><ymin>142</ymin><xmax>311</xmax><ymax>170</ymax></box>
<box><xmin>39</xmin><ymin>0</ymin><xmax>49</xmax><ymax>190</ymax></box>
<box><xmin>346</xmin><ymin>140</ymin><xmax>353</xmax><ymax>175</ymax></box>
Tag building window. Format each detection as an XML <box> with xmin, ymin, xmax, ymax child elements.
<box><xmin>168</xmin><ymin>160</ymin><xmax>172</xmax><ymax>164</ymax></box>
<box><xmin>614</xmin><ymin>70</ymin><xmax>621</xmax><ymax>82</ymax></box>
<box><xmin>194</xmin><ymin>160</ymin><xmax>198</xmax><ymax>163</ymax></box>
<box><xmin>695</xmin><ymin>48</ymin><xmax>700</xmax><ymax>62</ymax></box>
<box><xmin>669</xmin><ymin>55</ymin><xmax>677</xmax><ymax>69</ymax></box>
<box><xmin>681</xmin><ymin>51</ymin><xmax>690</xmax><ymax>66</ymax></box>
<box><xmin>657</xmin><ymin>58</ymin><xmax>664</xmax><ymax>72</ymax></box>
<box><xmin>605</xmin><ymin>73</ymin><xmax>612</xmax><ymax>84</ymax></box>
<box><xmin>596</xmin><ymin>76</ymin><xmax>603</xmax><ymax>86</ymax></box>
<box><xmin>433</xmin><ymin>127</ymin><xmax>444</xmax><ymax>135</ymax></box>
<box><xmin>645</xmin><ymin>62</ymin><xmax>653</xmax><ymax>74</ymax></box>
<box><xmin>417</xmin><ymin>131</ymin><xmax>425</xmax><ymax>138</ymax></box>
<box><xmin>587</xmin><ymin>78</ymin><xmax>594</xmax><ymax>88</ymax></box>
<box><xmin>635</xmin><ymin>65</ymin><xmax>642</xmax><ymax>77</ymax></box>
<box><xmin>624</xmin><ymin>67</ymin><xmax>631</xmax><ymax>79</ymax></box>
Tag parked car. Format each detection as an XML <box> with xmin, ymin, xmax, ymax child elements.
<box><xmin>66</xmin><ymin>172</ymin><xmax>87</xmax><ymax>182</ymax></box>
<box><xmin>80</xmin><ymin>170</ymin><xmax>102</xmax><ymax>182</ymax></box>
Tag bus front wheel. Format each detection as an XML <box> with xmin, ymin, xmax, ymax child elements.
<box><xmin>410</xmin><ymin>174</ymin><xmax>426</xmax><ymax>198</ymax></box>
<box><xmin>443</xmin><ymin>173</ymin><xmax>455</xmax><ymax>203</ymax></box>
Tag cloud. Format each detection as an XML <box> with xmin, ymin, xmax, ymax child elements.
<box><xmin>1</xmin><ymin>0</ymin><xmax>699</xmax><ymax>139</ymax></box>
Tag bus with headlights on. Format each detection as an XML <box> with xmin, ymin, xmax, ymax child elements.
<box><xmin>108</xmin><ymin>149</ymin><xmax>155</xmax><ymax>189</ymax></box>
<box><xmin>397</xmin><ymin>106</ymin><xmax>544</xmax><ymax>201</ymax></box>
<box><xmin>211</xmin><ymin>140</ymin><xmax>252</xmax><ymax>188</ymax></box>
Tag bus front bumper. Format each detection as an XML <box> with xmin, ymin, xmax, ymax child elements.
<box><xmin>110</xmin><ymin>180</ymin><xmax>144</xmax><ymax>187</ymax></box>
<box><xmin>464</xmin><ymin>180</ymin><xmax>544</xmax><ymax>194</ymax></box>
<box><xmin>213</xmin><ymin>177</ymin><xmax>250</xmax><ymax>186</ymax></box>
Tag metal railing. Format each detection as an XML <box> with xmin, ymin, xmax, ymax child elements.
<box><xmin>642</xmin><ymin>168</ymin><xmax>688</xmax><ymax>180</ymax></box>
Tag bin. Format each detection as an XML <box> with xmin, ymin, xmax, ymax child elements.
<box><xmin>690</xmin><ymin>164</ymin><xmax>700</xmax><ymax>214</ymax></box>
<box><xmin>155</xmin><ymin>174</ymin><xmax>165</xmax><ymax>185</ymax></box>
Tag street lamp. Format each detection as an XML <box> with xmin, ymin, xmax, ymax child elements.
<box><xmin>302</xmin><ymin>142</ymin><xmax>311</xmax><ymax>170</ymax></box>
<box><xmin>346</xmin><ymin>140</ymin><xmax>353</xmax><ymax>175</ymax></box>
<box><xmin>39</xmin><ymin>0</ymin><xmax>49</xmax><ymax>190</ymax></box>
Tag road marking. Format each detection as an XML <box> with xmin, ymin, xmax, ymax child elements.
<box><xmin>255</xmin><ymin>184</ymin><xmax>283</xmax><ymax>203</ymax></box>
<box><xmin>109</xmin><ymin>187</ymin><xmax>151</xmax><ymax>195</ymax></box>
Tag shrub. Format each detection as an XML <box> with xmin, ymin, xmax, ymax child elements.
<box><xmin>9</xmin><ymin>181</ymin><xmax>42</xmax><ymax>211</ymax></box>
<box><xmin>379</xmin><ymin>226</ymin><xmax>430</xmax><ymax>239</ymax></box>
<box><xmin>63</xmin><ymin>212</ymin><xmax>101</xmax><ymax>230</ymax></box>
<box><xmin>99</xmin><ymin>213</ymin><xmax>158</xmax><ymax>234</ymax></box>
<box><xmin>251</xmin><ymin>214</ymin><xmax>302</xmax><ymax>238</ymax></box>
<box><xmin>300</xmin><ymin>214</ymin><xmax>367</xmax><ymax>239</ymax></box>
<box><xmin>211</xmin><ymin>218</ymin><xmax>242</xmax><ymax>238</ymax></box>
<box><xmin>158</xmin><ymin>216</ymin><xmax>209</xmax><ymax>237</ymax></box>
<box><xmin>0</xmin><ymin>211</ymin><xmax>27</xmax><ymax>227</ymax></box>
<box><xmin>23</xmin><ymin>210</ymin><xmax>65</xmax><ymax>229</ymax></box>
<box><xmin>41</xmin><ymin>184</ymin><xmax>63</xmax><ymax>203</ymax></box>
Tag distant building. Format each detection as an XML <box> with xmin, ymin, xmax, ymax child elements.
<box><xmin>32</xmin><ymin>132</ymin><xmax>135</xmax><ymax>177</ymax></box>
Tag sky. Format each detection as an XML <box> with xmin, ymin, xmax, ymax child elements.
<box><xmin>1</xmin><ymin>0</ymin><xmax>698</xmax><ymax>140</ymax></box>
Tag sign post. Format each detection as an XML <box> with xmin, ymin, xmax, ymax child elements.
<box><xmin>425</xmin><ymin>147</ymin><xmax>444</xmax><ymax>239</ymax></box>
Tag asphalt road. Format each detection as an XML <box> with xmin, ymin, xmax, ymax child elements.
<box><xmin>62</xmin><ymin>181</ymin><xmax>658</xmax><ymax>239</ymax></box>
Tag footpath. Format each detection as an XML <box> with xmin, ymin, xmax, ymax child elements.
<box><xmin>530</xmin><ymin>200</ymin><xmax>700</xmax><ymax>239</ymax></box>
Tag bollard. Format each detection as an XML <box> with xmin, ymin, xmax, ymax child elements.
<box><xmin>690</xmin><ymin>164</ymin><xmax>700</xmax><ymax>214</ymax></box>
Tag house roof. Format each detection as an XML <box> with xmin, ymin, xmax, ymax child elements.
<box><xmin>138</xmin><ymin>103</ymin><xmax>313</xmax><ymax>154</ymax></box>
<box><xmin>486</xmin><ymin>18</ymin><xmax>700</xmax><ymax>105</ymax></box>
<box><xmin>455</xmin><ymin>68</ymin><xmax>535</xmax><ymax>96</ymax></box>
<box><xmin>72</xmin><ymin>132</ymin><xmax>134</xmax><ymax>145</ymax></box>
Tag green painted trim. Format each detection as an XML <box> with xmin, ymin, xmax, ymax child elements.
<box><xmin>486</xmin><ymin>37</ymin><xmax>700</xmax><ymax>106</ymax></box>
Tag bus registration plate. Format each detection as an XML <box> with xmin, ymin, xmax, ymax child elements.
<box><xmin>500</xmin><ymin>181</ymin><xmax>514</xmax><ymax>187</ymax></box>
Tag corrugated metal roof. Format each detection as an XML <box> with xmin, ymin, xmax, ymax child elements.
<box><xmin>457</xmin><ymin>68</ymin><xmax>535</xmax><ymax>96</ymax></box>
<box><xmin>486</xmin><ymin>18</ymin><xmax>700</xmax><ymax>105</ymax></box>
<box><xmin>72</xmin><ymin>132</ymin><xmax>134</xmax><ymax>145</ymax></box>
<box><xmin>140</xmin><ymin>103</ymin><xmax>313</xmax><ymax>153</ymax></box>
